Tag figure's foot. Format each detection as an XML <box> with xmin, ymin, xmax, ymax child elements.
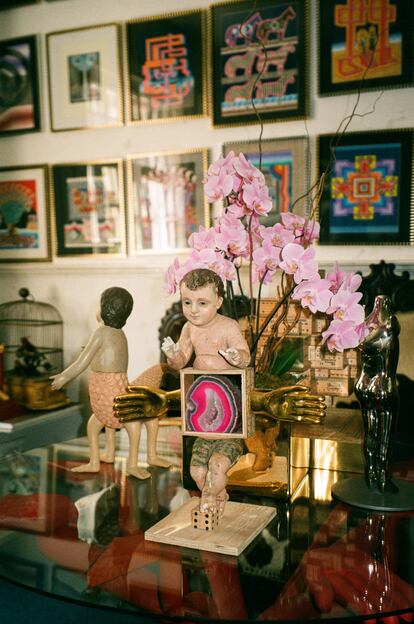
<box><xmin>100</xmin><ymin>451</ymin><xmax>115</xmax><ymax>464</ymax></box>
<box><xmin>127</xmin><ymin>466</ymin><xmax>151</xmax><ymax>480</ymax></box>
<box><xmin>200</xmin><ymin>493</ymin><xmax>217</xmax><ymax>514</ymax></box>
<box><xmin>71</xmin><ymin>462</ymin><xmax>100</xmax><ymax>473</ymax></box>
<box><xmin>217</xmin><ymin>491</ymin><xmax>229</xmax><ymax>518</ymax></box>
<box><xmin>147</xmin><ymin>455</ymin><xmax>171</xmax><ymax>468</ymax></box>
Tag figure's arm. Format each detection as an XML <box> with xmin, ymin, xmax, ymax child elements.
<box><xmin>161</xmin><ymin>323</ymin><xmax>193</xmax><ymax>370</ymax></box>
<box><xmin>219</xmin><ymin>320</ymin><xmax>251</xmax><ymax>368</ymax></box>
<box><xmin>50</xmin><ymin>329</ymin><xmax>103</xmax><ymax>390</ymax></box>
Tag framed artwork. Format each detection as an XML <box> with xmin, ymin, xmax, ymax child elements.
<box><xmin>209</xmin><ymin>0</ymin><xmax>309</xmax><ymax>127</ymax></box>
<box><xmin>223</xmin><ymin>136</ymin><xmax>310</xmax><ymax>225</ymax></box>
<box><xmin>127</xmin><ymin>149</ymin><xmax>209</xmax><ymax>252</ymax></box>
<box><xmin>46</xmin><ymin>23</ymin><xmax>123</xmax><ymax>131</ymax></box>
<box><xmin>318</xmin><ymin>0</ymin><xmax>414</xmax><ymax>96</ymax></box>
<box><xmin>0</xmin><ymin>35</ymin><xmax>40</xmax><ymax>135</ymax></box>
<box><xmin>0</xmin><ymin>165</ymin><xmax>50</xmax><ymax>261</ymax></box>
<box><xmin>318</xmin><ymin>129</ymin><xmax>414</xmax><ymax>245</ymax></box>
<box><xmin>51</xmin><ymin>160</ymin><xmax>126</xmax><ymax>257</ymax></box>
<box><xmin>126</xmin><ymin>9</ymin><xmax>207</xmax><ymax>123</ymax></box>
<box><xmin>180</xmin><ymin>368</ymin><xmax>254</xmax><ymax>439</ymax></box>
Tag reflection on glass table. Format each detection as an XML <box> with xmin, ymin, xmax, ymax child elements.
<box><xmin>0</xmin><ymin>435</ymin><xmax>413</xmax><ymax>623</ymax></box>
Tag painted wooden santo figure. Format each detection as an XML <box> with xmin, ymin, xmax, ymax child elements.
<box><xmin>51</xmin><ymin>287</ymin><xmax>170</xmax><ymax>479</ymax></box>
<box><xmin>162</xmin><ymin>268</ymin><xmax>251</xmax><ymax>526</ymax></box>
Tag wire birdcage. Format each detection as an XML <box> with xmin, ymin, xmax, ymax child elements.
<box><xmin>0</xmin><ymin>288</ymin><xmax>63</xmax><ymax>379</ymax></box>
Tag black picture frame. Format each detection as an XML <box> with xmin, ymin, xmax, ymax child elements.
<box><xmin>126</xmin><ymin>9</ymin><xmax>207</xmax><ymax>123</ymax></box>
<box><xmin>318</xmin><ymin>0</ymin><xmax>414</xmax><ymax>96</ymax></box>
<box><xmin>318</xmin><ymin>129</ymin><xmax>414</xmax><ymax>245</ymax></box>
<box><xmin>209</xmin><ymin>0</ymin><xmax>308</xmax><ymax>127</ymax></box>
<box><xmin>51</xmin><ymin>160</ymin><xmax>126</xmax><ymax>257</ymax></box>
<box><xmin>0</xmin><ymin>34</ymin><xmax>40</xmax><ymax>135</ymax></box>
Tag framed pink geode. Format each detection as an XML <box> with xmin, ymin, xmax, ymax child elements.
<box><xmin>180</xmin><ymin>368</ymin><xmax>254</xmax><ymax>439</ymax></box>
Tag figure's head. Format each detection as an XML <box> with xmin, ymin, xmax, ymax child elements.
<box><xmin>179</xmin><ymin>269</ymin><xmax>224</xmax><ymax>327</ymax></box>
<box><xmin>100</xmin><ymin>287</ymin><xmax>133</xmax><ymax>329</ymax></box>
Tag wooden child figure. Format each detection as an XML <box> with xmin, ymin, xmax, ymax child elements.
<box><xmin>51</xmin><ymin>287</ymin><xmax>168</xmax><ymax>479</ymax></box>
<box><xmin>162</xmin><ymin>268</ymin><xmax>251</xmax><ymax>517</ymax></box>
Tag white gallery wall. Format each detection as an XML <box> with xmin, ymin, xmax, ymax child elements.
<box><xmin>0</xmin><ymin>0</ymin><xmax>413</xmax><ymax>408</ymax></box>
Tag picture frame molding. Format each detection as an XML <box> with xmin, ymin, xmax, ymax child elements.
<box><xmin>0</xmin><ymin>163</ymin><xmax>51</xmax><ymax>262</ymax></box>
<box><xmin>125</xmin><ymin>7</ymin><xmax>208</xmax><ymax>125</ymax></box>
<box><xmin>126</xmin><ymin>147</ymin><xmax>210</xmax><ymax>254</ymax></box>
<box><xmin>316</xmin><ymin>127</ymin><xmax>414</xmax><ymax>246</ymax></box>
<box><xmin>317</xmin><ymin>0</ymin><xmax>414</xmax><ymax>97</ymax></box>
<box><xmin>0</xmin><ymin>33</ymin><xmax>41</xmax><ymax>136</ymax></box>
<box><xmin>50</xmin><ymin>158</ymin><xmax>127</xmax><ymax>258</ymax></box>
<box><xmin>46</xmin><ymin>22</ymin><xmax>124</xmax><ymax>132</ymax></box>
<box><xmin>208</xmin><ymin>0</ymin><xmax>310</xmax><ymax>128</ymax></box>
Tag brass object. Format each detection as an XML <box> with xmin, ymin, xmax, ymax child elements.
<box><xmin>114</xmin><ymin>383</ymin><xmax>326</xmax><ymax>425</ymax></box>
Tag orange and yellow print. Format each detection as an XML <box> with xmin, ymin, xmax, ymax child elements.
<box><xmin>332</xmin><ymin>0</ymin><xmax>402</xmax><ymax>83</ymax></box>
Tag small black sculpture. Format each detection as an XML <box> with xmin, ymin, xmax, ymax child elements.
<box><xmin>355</xmin><ymin>295</ymin><xmax>400</xmax><ymax>493</ymax></box>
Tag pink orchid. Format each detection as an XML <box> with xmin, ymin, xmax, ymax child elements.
<box><xmin>253</xmin><ymin>239</ymin><xmax>281</xmax><ymax>276</ymax></box>
<box><xmin>279</xmin><ymin>243</ymin><xmax>319</xmax><ymax>284</ymax></box>
<box><xmin>327</xmin><ymin>290</ymin><xmax>365</xmax><ymax>324</ymax></box>
<box><xmin>301</xmin><ymin>219</ymin><xmax>320</xmax><ymax>244</ymax></box>
<box><xmin>327</xmin><ymin>263</ymin><xmax>363</xmax><ymax>294</ymax></box>
<box><xmin>165</xmin><ymin>257</ymin><xmax>181</xmax><ymax>294</ymax></box>
<box><xmin>204</xmin><ymin>168</ymin><xmax>234</xmax><ymax>202</ymax></box>
<box><xmin>243</xmin><ymin>178</ymin><xmax>272</xmax><ymax>216</ymax></box>
<box><xmin>292</xmin><ymin>278</ymin><xmax>333</xmax><ymax>314</ymax></box>
<box><xmin>233</xmin><ymin>152</ymin><xmax>265</xmax><ymax>184</ymax></box>
<box><xmin>260</xmin><ymin>223</ymin><xmax>295</xmax><ymax>248</ymax></box>
<box><xmin>206</xmin><ymin>151</ymin><xmax>235</xmax><ymax>177</ymax></box>
<box><xmin>326</xmin><ymin>262</ymin><xmax>347</xmax><ymax>294</ymax></box>
<box><xmin>322</xmin><ymin>320</ymin><xmax>362</xmax><ymax>352</ymax></box>
<box><xmin>188</xmin><ymin>226</ymin><xmax>216</xmax><ymax>251</ymax></box>
<box><xmin>280</xmin><ymin>212</ymin><xmax>306</xmax><ymax>231</ymax></box>
<box><xmin>216</xmin><ymin>219</ymin><xmax>249</xmax><ymax>259</ymax></box>
<box><xmin>252</xmin><ymin>263</ymin><xmax>275</xmax><ymax>284</ymax></box>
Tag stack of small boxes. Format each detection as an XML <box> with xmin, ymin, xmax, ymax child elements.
<box><xmin>242</xmin><ymin>299</ymin><xmax>360</xmax><ymax>407</ymax></box>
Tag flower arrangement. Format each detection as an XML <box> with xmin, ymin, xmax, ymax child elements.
<box><xmin>166</xmin><ymin>152</ymin><xmax>367</xmax><ymax>382</ymax></box>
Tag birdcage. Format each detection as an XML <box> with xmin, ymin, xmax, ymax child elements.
<box><xmin>0</xmin><ymin>288</ymin><xmax>67</xmax><ymax>410</ymax></box>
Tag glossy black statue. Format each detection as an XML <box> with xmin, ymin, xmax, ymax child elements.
<box><xmin>355</xmin><ymin>295</ymin><xmax>400</xmax><ymax>494</ymax></box>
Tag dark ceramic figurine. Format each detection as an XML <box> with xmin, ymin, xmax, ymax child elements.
<box><xmin>355</xmin><ymin>295</ymin><xmax>400</xmax><ymax>493</ymax></box>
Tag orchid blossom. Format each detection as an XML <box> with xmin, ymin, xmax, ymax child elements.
<box><xmin>165</xmin><ymin>151</ymin><xmax>367</xmax><ymax>354</ymax></box>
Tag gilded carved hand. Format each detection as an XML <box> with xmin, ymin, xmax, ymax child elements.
<box><xmin>114</xmin><ymin>384</ymin><xmax>326</xmax><ymax>425</ymax></box>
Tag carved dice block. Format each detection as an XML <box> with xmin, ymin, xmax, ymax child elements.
<box><xmin>191</xmin><ymin>505</ymin><xmax>219</xmax><ymax>531</ymax></box>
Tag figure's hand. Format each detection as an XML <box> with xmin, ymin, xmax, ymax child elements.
<box><xmin>161</xmin><ymin>336</ymin><xmax>180</xmax><ymax>360</ymax></box>
<box><xmin>50</xmin><ymin>373</ymin><xmax>66</xmax><ymax>390</ymax></box>
<box><xmin>113</xmin><ymin>385</ymin><xmax>180</xmax><ymax>422</ymax></box>
<box><xmin>219</xmin><ymin>348</ymin><xmax>243</xmax><ymax>367</ymax></box>
<box><xmin>250</xmin><ymin>385</ymin><xmax>326</xmax><ymax>424</ymax></box>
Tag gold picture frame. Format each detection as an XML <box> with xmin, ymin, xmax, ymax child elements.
<box><xmin>50</xmin><ymin>159</ymin><xmax>126</xmax><ymax>257</ymax></box>
<box><xmin>46</xmin><ymin>23</ymin><xmax>124</xmax><ymax>132</ymax></box>
<box><xmin>0</xmin><ymin>164</ymin><xmax>51</xmax><ymax>262</ymax></box>
<box><xmin>126</xmin><ymin>8</ymin><xmax>208</xmax><ymax>124</ymax></box>
<box><xmin>127</xmin><ymin>148</ymin><xmax>209</xmax><ymax>253</ymax></box>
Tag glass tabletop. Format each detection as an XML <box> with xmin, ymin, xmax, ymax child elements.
<box><xmin>0</xmin><ymin>436</ymin><xmax>413</xmax><ymax>623</ymax></box>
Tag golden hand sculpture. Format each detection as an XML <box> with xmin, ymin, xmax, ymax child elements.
<box><xmin>114</xmin><ymin>384</ymin><xmax>326</xmax><ymax>425</ymax></box>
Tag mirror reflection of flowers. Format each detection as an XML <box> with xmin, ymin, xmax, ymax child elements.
<box><xmin>165</xmin><ymin>152</ymin><xmax>368</xmax><ymax>378</ymax></box>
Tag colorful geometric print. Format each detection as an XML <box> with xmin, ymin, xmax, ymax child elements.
<box><xmin>330</xmin><ymin>142</ymin><xmax>400</xmax><ymax>234</ymax></box>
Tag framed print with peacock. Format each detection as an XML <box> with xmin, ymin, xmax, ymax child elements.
<box><xmin>46</xmin><ymin>23</ymin><xmax>123</xmax><ymax>131</ymax></box>
<box><xmin>318</xmin><ymin>0</ymin><xmax>414</xmax><ymax>96</ymax></box>
<box><xmin>0</xmin><ymin>165</ymin><xmax>50</xmax><ymax>262</ymax></box>
<box><xmin>51</xmin><ymin>160</ymin><xmax>126</xmax><ymax>257</ymax></box>
<box><xmin>126</xmin><ymin>9</ymin><xmax>207</xmax><ymax>123</ymax></box>
<box><xmin>209</xmin><ymin>0</ymin><xmax>309</xmax><ymax>127</ymax></box>
<box><xmin>318</xmin><ymin>129</ymin><xmax>414</xmax><ymax>245</ymax></box>
<box><xmin>223</xmin><ymin>136</ymin><xmax>309</xmax><ymax>226</ymax></box>
<box><xmin>0</xmin><ymin>35</ymin><xmax>40</xmax><ymax>136</ymax></box>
